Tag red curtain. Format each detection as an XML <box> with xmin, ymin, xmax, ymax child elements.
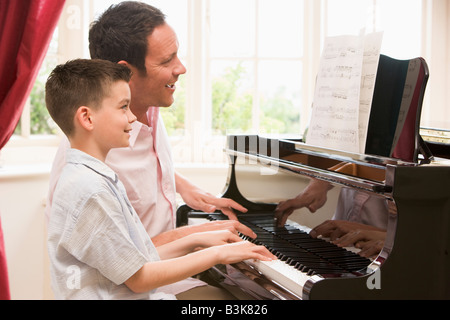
<box><xmin>0</xmin><ymin>0</ymin><xmax>65</xmax><ymax>300</ymax></box>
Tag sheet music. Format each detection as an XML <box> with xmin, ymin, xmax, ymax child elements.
<box><xmin>306</xmin><ymin>31</ymin><xmax>383</xmax><ymax>153</ymax></box>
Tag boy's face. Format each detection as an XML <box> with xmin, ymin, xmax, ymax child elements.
<box><xmin>129</xmin><ymin>23</ymin><xmax>186</xmax><ymax>109</ymax></box>
<box><xmin>92</xmin><ymin>81</ymin><xmax>135</xmax><ymax>152</ymax></box>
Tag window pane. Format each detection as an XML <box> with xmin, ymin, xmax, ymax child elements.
<box><xmin>326</xmin><ymin>0</ymin><xmax>372</xmax><ymax>36</ymax></box>
<box><xmin>210</xmin><ymin>0</ymin><xmax>256</xmax><ymax>57</ymax></box>
<box><xmin>376</xmin><ymin>0</ymin><xmax>422</xmax><ymax>59</ymax></box>
<box><xmin>15</xmin><ymin>29</ymin><xmax>59</xmax><ymax>136</ymax></box>
<box><xmin>210</xmin><ymin>60</ymin><xmax>254</xmax><ymax>135</ymax></box>
<box><xmin>325</xmin><ymin>0</ymin><xmax>422</xmax><ymax>59</ymax></box>
<box><xmin>258</xmin><ymin>60</ymin><xmax>302</xmax><ymax>134</ymax></box>
<box><xmin>160</xmin><ymin>61</ymin><xmax>186</xmax><ymax>136</ymax></box>
<box><xmin>258</xmin><ymin>0</ymin><xmax>304</xmax><ymax>58</ymax></box>
<box><xmin>30</xmin><ymin>57</ymin><xmax>59</xmax><ymax>135</ymax></box>
<box><xmin>150</xmin><ymin>0</ymin><xmax>188</xmax><ymax>57</ymax></box>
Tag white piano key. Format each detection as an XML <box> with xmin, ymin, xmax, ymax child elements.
<box><xmin>246</xmin><ymin>258</ymin><xmax>322</xmax><ymax>298</ymax></box>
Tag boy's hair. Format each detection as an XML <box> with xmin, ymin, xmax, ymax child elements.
<box><xmin>89</xmin><ymin>1</ymin><xmax>166</xmax><ymax>74</ymax></box>
<box><xmin>45</xmin><ymin>59</ymin><xmax>132</xmax><ymax>136</ymax></box>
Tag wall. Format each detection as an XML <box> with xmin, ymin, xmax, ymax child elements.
<box><xmin>0</xmin><ymin>166</ymin><xmax>53</xmax><ymax>299</ymax></box>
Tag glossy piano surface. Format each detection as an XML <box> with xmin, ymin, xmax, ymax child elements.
<box><xmin>177</xmin><ymin>134</ymin><xmax>450</xmax><ymax>299</ymax></box>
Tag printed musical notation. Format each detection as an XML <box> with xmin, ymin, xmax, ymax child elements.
<box><xmin>306</xmin><ymin>30</ymin><xmax>383</xmax><ymax>153</ymax></box>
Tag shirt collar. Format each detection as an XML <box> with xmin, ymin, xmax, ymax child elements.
<box><xmin>66</xmin><ymin>148</ymin><xmax>118</xmax><ymax>182</ymax></box>
<box><xmin>128</xmin><ymin>108</ymin><xmax>156</xmax><ymax>148</ymax></box>
<box><xmin>128</xmin><ymin>121</ymin><xmax>142</xmax><ymax>147</ymax></box>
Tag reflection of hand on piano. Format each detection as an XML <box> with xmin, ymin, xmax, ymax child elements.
<box><xmin>335</xmin><ymin>229</ymin><xmax>386</xmax><ymax>258</ymax></box>
<box><xmin>310</xmin><ymin>219</ymin><xmax>386</xmax><ymax>258</ymax></box>
<box><xmin>275</xmin><ymin>178</ymin><xmax>333</xmax><ymax>226</ymax></box>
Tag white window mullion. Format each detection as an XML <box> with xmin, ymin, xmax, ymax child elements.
<box><xmin>186</xmin><ymin>0</ymin><xmax>207</xmax><ymax>162</ymax></box>
<box><xmin>253</xmin><ymin>0</ymin><xmax>260</xmax><ymax>133</ymax></box>
<box><xmin>301</xmin><ymin>0</ymin><xmax>323</xmax><ymax>134</ymax></box>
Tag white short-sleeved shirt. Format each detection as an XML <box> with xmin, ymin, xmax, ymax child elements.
<box><xmin>47</xmin><ymin>149</ymin><xmax>175</xmax><ymax>300</ymax></box>
<box><xmin>46</xmin><ymin>109</ymin><xmax>205</xmax><ymax>295</ymax></box>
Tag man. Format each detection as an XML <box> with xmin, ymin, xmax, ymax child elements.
<box><xmin>46</xmin><ymin>1</ymin><xmax>254</xmax><ymax>299</ymax></box>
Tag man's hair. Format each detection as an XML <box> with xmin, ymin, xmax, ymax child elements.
<box><xmin>45</xmin><ymin>59</ymin><xmax>132</xmax><ymax>136</ymax></box>
<box><xmin>89</xmin><ymin>1</ymin><xmax>166</xmax><ymax>74</ymax></box>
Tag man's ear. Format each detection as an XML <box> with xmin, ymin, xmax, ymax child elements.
<box><xmin>118</xmin><ymin>60</ymin><xmax>136</xmax><ymax>76</ymax></box>
<box><xmin>118</xmin><ymin>60</ymin><xmax>132</xmax><ymax>70</ymax></box>
<box><xmin>75</xmin><ymin>106</ymin><xmax>94</xmax><ymax>131</ymax></box>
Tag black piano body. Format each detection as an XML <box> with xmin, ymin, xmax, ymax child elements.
<box><xmin>177</xmin><ymin>134</ymin><xmax>450</xmax><ymax>300</ymax></box>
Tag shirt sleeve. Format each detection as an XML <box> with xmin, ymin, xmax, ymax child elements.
<box><xmin>61</xmin><ymin>191</ymin><xmax>149</xmax><ymax>285</ymax></box>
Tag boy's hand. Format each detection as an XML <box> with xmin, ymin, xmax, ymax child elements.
<box><xmin>213</xmin><ymin>241</ymin><xmax>276</xmax><ymax>265</ymax></box>
<box><xmin>190</xmin><ymin>230</ymin><xmax>244</xmax><ymax>249</ymax></box>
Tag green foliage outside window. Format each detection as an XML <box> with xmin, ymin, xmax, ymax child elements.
<box><xmin>22</xmin><ymin>61</ymin><xmax>300</xmax><ymax>137</ymax></box>
<box><xmin>161</xmin><ymin>62</ymin><xmax>301</xmax><ymax>136</ymax></box>
<box><xmin>14</xmin><ymin>59</ymin><xmax>59</xmax><ymax>136</ymax></box>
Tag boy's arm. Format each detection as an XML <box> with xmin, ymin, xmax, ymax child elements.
<box><xmin>151</xmin><ymin>219</ymin><xmax>257</xmax><ymax>247</ymax></box>
<box><xmin>125</xmin><ymin>241</ymin><xmax>275</xmax><ymax>293</ymax></box>
<box><xmin>155</xmin><ymin>230</ymin><xmax>243</xmax><ymax>260</ymax></box>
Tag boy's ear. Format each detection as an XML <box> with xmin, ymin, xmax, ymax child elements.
<box><xmin>75</xmin><ymin>106</ymin><xmax>94</xmax><ymax>131</ymax></box>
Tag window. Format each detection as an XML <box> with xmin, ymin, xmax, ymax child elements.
<box><xmin>13</xmin><ymin>28</ymin><xmax>60</xmax><ymax>140</ymax></box>
<box><xmin>208</xmin><ymin>0</ymin><xmax>303</xmax><ymax>136</ymax></box>
<box><xmin>7</xmin><ymin>0</ymin><xmax>449</xmax><ymax>165</ymax></box>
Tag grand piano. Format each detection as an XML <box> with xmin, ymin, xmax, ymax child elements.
<box><xmin>177</xmin><ymin>56</ymin><xmax>450</xmax><ymax>299</ymax></box>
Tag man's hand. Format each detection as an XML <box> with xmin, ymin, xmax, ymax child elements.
<box><xmin>175</xmin><ymin>171</ymin><xmax>247</xmax><ymax>220</ymax></box>
<box><xmin>183</xmin><ymin>189</ymin><xmax>247</xmax><ymax>220</ymax></box>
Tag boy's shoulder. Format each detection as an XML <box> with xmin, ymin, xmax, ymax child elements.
<box><xmin>56</xmin><ymin>149</ymin><xmax>118</xmax><ymax>199</ymax></box>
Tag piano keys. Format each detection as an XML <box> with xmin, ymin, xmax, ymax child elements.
<box><xmin>209</xmin><ymin>211</ymin><xmax>374</xmax><ymax>299</ymax></box>
<box><xmin>209</xmin><ymin>212</ymin><xmax>371</xmax><ymax>276</ymax></box>
<box><xmin>177</xmin><ymin>134</ymin><xmax>450</xmax><ymax>299</ymax></box>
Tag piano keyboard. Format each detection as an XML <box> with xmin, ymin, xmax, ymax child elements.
<box><xmin>208</xmin><ymin>212</ymin><xmax>372</xmax><ymax>298</ymax></box>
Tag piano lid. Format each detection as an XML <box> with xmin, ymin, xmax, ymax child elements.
<box><xmin>225</xmin><ymin>134</ymin><xmax>429</xmax><ymax>198</ymax></box>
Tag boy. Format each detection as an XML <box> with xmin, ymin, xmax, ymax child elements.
<box><xmin>45</xmin><ymin>59</ymin><xmax>274</xmax><ymax>299</ymax></box>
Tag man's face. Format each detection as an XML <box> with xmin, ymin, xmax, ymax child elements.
<box><xmin>130</xmin><ymin>23</ymin><xmax>186</xmax><ymax>109</ymax></box>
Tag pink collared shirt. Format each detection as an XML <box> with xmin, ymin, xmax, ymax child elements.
<box><xmin>106</xmin><ymin>108</ymin><xmax>177</xmax><ymax>237</ymax></box>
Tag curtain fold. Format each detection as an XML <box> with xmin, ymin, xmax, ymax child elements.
<box><xmin>0</xmin><ymin>0</ymin><xmax>65</xmax><ymax>300</ymax></box>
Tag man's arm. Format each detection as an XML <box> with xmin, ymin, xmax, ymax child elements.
<box><xmin>174</xmin><ymin>171</ymin><xmax>247</xmax><ymax>220</ymax></box>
